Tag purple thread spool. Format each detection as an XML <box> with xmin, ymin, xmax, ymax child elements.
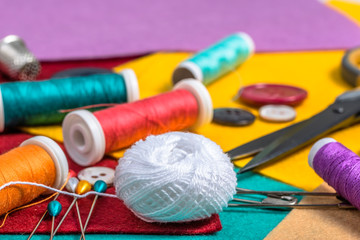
<box><xmin>308</xmin><ymin>138</ymin><xmax>360</xmax><ymax>210</ymax></box>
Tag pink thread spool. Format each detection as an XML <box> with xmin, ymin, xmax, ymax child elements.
<box><xmin>309</xmin><ymin>138</ymin><xmax>360</xmax><ymax>209</ymax></box>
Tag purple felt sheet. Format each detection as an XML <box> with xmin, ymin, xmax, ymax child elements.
<box><xmin>0</xmin><ymin>0</ymin><xmax>359</xmax><ymax>61</ymax></box>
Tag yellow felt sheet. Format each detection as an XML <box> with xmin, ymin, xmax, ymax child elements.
<box><xmin>327</xmin><ymin>0</ymin><xmax>360</xmax><ymax>27</ymax></box>
<box><xmin>22</xmin><ymin>50</ymin><xmax>360</xmax><ymax>191</ymax></box>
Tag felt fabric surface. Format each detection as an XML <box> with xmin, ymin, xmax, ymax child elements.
<box><xmin>1</xmin><ymin>0</ymin><xmax>360</xmax><ymax>60</ymax></box>
<box><xmin>265</xmin><ymin>183</ymin><xmax>360</xmax><ymax>240</ymax></box>
<box><xmin>114</xmin><ymin>51</ymin><xmax>359</xmax><ymax>192</ymax></box>
<box><xmin>0</xmin><ymin>55</ymin><xmax>138</xmax><ymax>83</ymax></box>
<box><xmin>0</xmin><ymin>56</ymin><xmax>302</xmax><ymax>239</ymax></box>
<box><xmin>0</xmin><ymin>164</ymin><xmax>301</xmax><ymax>239</ymax></box>
<box><xmin>0</xmin><ymin>188</ymin><xmax>221</xmax><ymax>235</ymax></box>
<box><xmin>0</xmin><ymin>58</ymin><xmax>224</xmax><ymax>235</ymax></box>
<box><xmin>0</xmin><ymin>132</ymin><xmax>222</xmax><ymax>235</ymax></box>
<box><xmin>22</xmin><ymin>50</ymin><xmax>357</xmax><ymax>191</ymax></box>
<box><xmin>327</xmin><ymin>0</ymin><xmax>360</xmax><ymax>25</ymax></box>
<box><xmin>0</xmin><ymin>2</ymin><xmax>359</xmax><ymax>240</ymax></box>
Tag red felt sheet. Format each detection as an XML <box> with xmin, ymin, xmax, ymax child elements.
<box><xmin>0</xmin><ymin>58</ymin><xmax>222</xmax><ymax>235</ymax></box>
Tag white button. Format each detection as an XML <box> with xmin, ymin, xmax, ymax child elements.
<box><xmin>259</xmin><ymin>105</ymin><xmax>296</xmax><ymax>122</ymax></box>
<box><xmin>77</xmin><ymin>167</ymin><xmax>115</xmax><ymax>185</ymax></box>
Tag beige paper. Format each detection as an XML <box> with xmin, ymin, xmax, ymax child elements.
<box><xmin>266</xmin><ymin>183</ymin><xmax>360</xmax><ymax>240</ymax></box>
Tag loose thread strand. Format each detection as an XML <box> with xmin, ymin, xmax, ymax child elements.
<box><xmin>0</xmin><ymin>181</ymin><xmax>117</xmax><ymax>199</ymax></box>
<box><xmin>0</xmin><ymin>173</ymin><xmax>71</xmax><ymax>228</ymax></box>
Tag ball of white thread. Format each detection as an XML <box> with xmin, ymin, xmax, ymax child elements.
<box><xmin>114</xmin><ymin>131</ymin><xmax>237</xmax><ymax>223</ymax></box>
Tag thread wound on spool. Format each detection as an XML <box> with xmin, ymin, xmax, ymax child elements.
<box><xmin>115</xmin><ymin>132</ymin><xmax>237</xmax><ymax>223</ymax></box>
<box><xmin>98</xmin><ymin>88</ymin><xmax>199</xmax><ymax>152</ymax></box>
<box><xmin>310</xmin><ymin>140</ymin><xmax>360</xmax><ymax>210</ymax></box>
<box><xmin>172</xmin><ymin>32</ymin><xmax>254</xmax><ymax>85</ymax></box>
<box><xmin>0</xmin><ymin>69</ymin><xmax>138</xmax><ymax>131</ymax></box>
<box><xmin>0</xmin><ymin>89</ymin><xmax>4</xmax><ymax>132</ymax></box>
<box><xmin>119</xmin><ymin>68</ymin><xmax>140</xmax><ymax>102</ymax></box>
<box><xmin>0</xmin><ymin>145</ymin><xmax>55</xmax><ymax>216</ymax></box>
<box><xmin>0</xmin><ymin>136</ymin><xmax>69</xmax><ymax>215</ymax></box>
<box><xmin>308</xmin><ymin>138</ymin><xmax>336</xmax><ymax>168</ymax></box>
<box><xmin>173</xmin><ymin>79</ymin><xmax>213</xmax><ymax>128</ymax></box>
<box><xmin>63</xmin><ymin>109</ymin><xmax>106</xmax><ymax>166</ymax></box>
<box><xmin>63</xmin><ymin>79</ymin><xmax>213</xmax><ymax>166</ymax></box>
<box><xmin>21</xmin><ymin>136</ymin><xmax>69</xmax><ymax>190</ymax></box>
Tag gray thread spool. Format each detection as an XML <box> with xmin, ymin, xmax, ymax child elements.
<box><xmin>0</xmin><ymin>35</ymin><xmax>40</xmax><ymax>80</ymax></box>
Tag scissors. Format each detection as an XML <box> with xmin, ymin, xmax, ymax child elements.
<box><xmin>227</xmin><ymin>47</ymin><xmax>360</xmax><ymax>173</ymax></box>
<box><xmin>341</xmin><ymin>46</ymin><xmax>360</xmax><ymax>87</ymax></box>
<box><xmin>228</xmin><ymin>188</ymin><xmax>354</xmax><ymax>209</ymax></box>
<box><xmin>227</xmin><ymin>88</ymin><xmax>360</xmax><ymax>173</ymax></box>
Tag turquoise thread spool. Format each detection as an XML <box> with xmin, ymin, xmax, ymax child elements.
<box><xmin>0</xmin><ymin>69</ymin><xmax>139</xmax><ymax>132</ymax></box>
<box><xmin>172</xmin><ymin>32</ymin><xmax>254</xmax><ymax>85</ymax></box>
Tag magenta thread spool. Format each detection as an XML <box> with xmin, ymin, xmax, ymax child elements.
<box><xmin>308</xmin><ymin>138</ymin><xmax>360</xmax><ymax>209</ymax></box>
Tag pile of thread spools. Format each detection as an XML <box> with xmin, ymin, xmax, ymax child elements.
<box><xmin>1</xmin><ymin>31</ymin><xmax>360</xmax><ymax>240</ymax></box>
<box><xmin>0</xmin><ymin>32</ymin><xmax>254</xmax><ymax>236</ymax></box>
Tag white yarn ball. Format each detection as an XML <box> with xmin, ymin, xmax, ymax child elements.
<box><xmin>114</xmin><ymin>131</ymin><xmax>237</xmax><ymax>223</ymax></box>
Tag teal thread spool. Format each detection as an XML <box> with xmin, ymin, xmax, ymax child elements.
<box><xmin>0</xmin><ymin>69</ymin><xmax>139</xmax><ymax>132</ymax></box>
<box><xmin>172</xmin><ymin>32</ymin><xmax>255</xmax><ymax>85</ymax></box>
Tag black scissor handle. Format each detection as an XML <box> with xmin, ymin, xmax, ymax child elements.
<box><xmin>336</xmin><ymin>89</ymin><xmax>360</xmax><ymax>102</ymax></box>
<box><xmin>341</xmin><ymin>47</ymin><xmax>360</xmax><ymax>87</ymax></box>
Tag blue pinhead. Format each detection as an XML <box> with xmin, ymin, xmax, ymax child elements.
<box><xmin>48</xmin><ymin>200</ymin><xmax>62</xmax><ymax>217</ymax></box>
<box><xmin>94</xmin><ymin>180</ymin><xmax>107</xmax><ymax>193</ymax></box>
<box><xmin>81</xmin><ymin>179</ymin><xmax>107</xmax><ymax>238</ymax></box>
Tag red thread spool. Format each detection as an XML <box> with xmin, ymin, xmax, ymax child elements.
<box><xmin>62</xmin><ymin>80</ymin><xmax>213</xmax><ymax>166</ymax></box>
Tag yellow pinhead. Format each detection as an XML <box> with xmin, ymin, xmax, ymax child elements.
<box><xmin>75</xmin><ymin>180</ymin><xmax>92</xmax><ymax>195</ymax></box>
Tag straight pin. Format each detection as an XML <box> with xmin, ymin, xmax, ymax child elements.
<box><xmin>52</xmin><ymin>177</ymin><xmax>79</xmax><ymax>237</ymax></box>
<box><xmin>47</xmin><ymin>201</ymin><xmax>62</xmax><ymax>240</ymax></box>
<box><xmin>74</xmin><ymin>180</ymin><xmax>92</xmax><ymax>240</ymax></box>
<box><xmin>28</xmin><ymin>170</ymin><xmax>76</xmax><ymax>240</ymax></box>
<box><xmin>80</xmin><ymin>180</ymin><xmax>107</xmax><ymax>240</ymax></box>
<box><xmin>27</xmin><ymin>194</ymin><xmax>60</xmax><ymax>240</ymax></box>
<box><xmin>52</xmin><ymin>179</ymin><xmax>91</xmax><ymax>239</ymax></box>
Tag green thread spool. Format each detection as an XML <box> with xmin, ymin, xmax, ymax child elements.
<box><xmin>0</xmin><ymin>69</ymin><xmax>139</xmax><ymax>132</ymax></box>
<box><xmin>172</xmin><ymin>32</ymin><xmax>255</xmax><ymax>85</ymax></box>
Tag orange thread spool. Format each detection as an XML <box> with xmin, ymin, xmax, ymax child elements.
<box><xmin>63</xmin><ymin>79</ymin><xmax>213</xmax><ymax>166</ymax></box>
<box><xmin>0</xmin><ymin>136</ymin><xmax>68</xmax><ymax>216</ymax></box>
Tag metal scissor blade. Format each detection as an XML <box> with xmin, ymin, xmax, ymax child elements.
<box><xmin>226</xmin><ymin>120</ymin><xmax>309</xmax><ymax>160</ymax></box>
<box><xmin>239</xmin><ymin>99</ymin><xmax>360</xmax><ymax>173</ymax></box>
<box><xmin>228</xmin><ymin>187</ymin><xmax>354</xmax><ymax>209</ymax></box>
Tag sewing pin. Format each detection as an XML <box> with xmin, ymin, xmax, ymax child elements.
<box><xmin>27</xmin><ymin>194</ymin><xmax>60</xmax><ymax>240</ymax></box>
<box><xmin>48</xmin><ymin>200</ymin><xmax>62</xmax><ymax>240</ymax></box>
<box><xmin>52</xmin><ymin>179</ymin><xmax>91</xmax><ymax>240</ymax></box>
<box><xmin>80</xmin><ymin>180</ymin><xmax>107</xmax><ymax>240</ymax></box>
<box><xmin>28</xmin><ymin>171</ymin><xmax>77</xmax><ymax>240</ymax></box>
<box><xmin>51</xmin><ymin>177</ymin><xmax>78</xmax><ymax>237</ymax></box>
<box><xmin>75</xmin><ymin>180</ymin><xmax>91</xmax><ymax>240</ymax></box>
